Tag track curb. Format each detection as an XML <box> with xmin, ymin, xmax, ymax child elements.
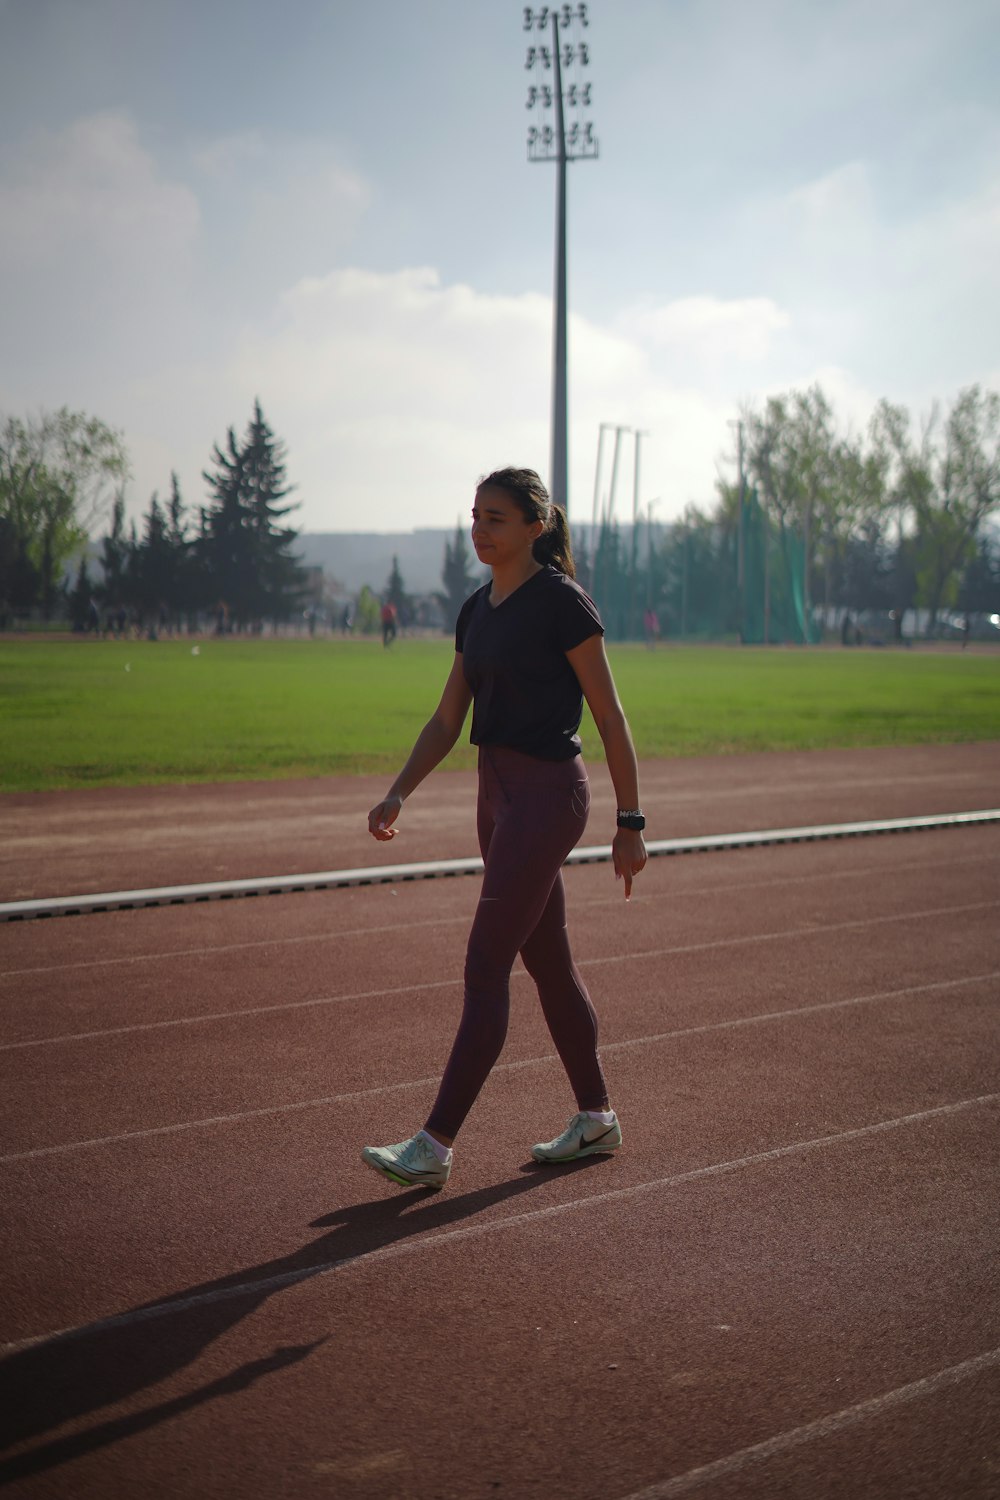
<box><xmin>2</xmin><ymin>809</ymin><xmax>997</xmax><ymax>922</ymax></box>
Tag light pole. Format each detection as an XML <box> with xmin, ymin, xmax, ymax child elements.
<box><xmin>629</xmin><ymin>429</ymin><xmax>648</xmax><ymax>638</ymax></box>
<box><xmin>728</xmin><ymin>416</ymin><xmax>747</xmax><ymax>643</ymax></box>
<box><xmin>591</xmin><ymin>421</ymin><xmax>615</xmax><ymax>539</ymax></box>
<box><xmin>597</xmin><ymin>422</ymin><xmax>628</xmax><ymax>615</ymax></box>
<box><xmin>606</xmin><ymin>424</ymin><xmax>629</xmax><ymax>525</ymax></box>
<box><xmin>524</xmin><ymin>5</ymin><xmax>598</xmax><ymax>516</ymax></box>
<box><xmin>645</xmin><ymin>499</ymin><xmax>660</xmax><ymax>611</ymax></box>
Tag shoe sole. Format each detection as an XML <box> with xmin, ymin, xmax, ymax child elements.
<box><xmin>531</xmin><ymin>1140</ymin><xmax>621</xmax><ymax>1164</ymax></box>
<box><xmin>362</xmin><ymin>1153</ymin><xmax>448</xmax><ymax>1190</ymax></box>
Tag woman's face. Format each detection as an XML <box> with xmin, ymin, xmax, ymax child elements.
<box><xmin>471</xmin><ymin>485</ymin><xmax>542</xmax><ymax>567</ymax></box>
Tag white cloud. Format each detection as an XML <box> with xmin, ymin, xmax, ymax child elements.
<box><xmin>740</xmin><ymin>157</ymin><xmax>1000</xmax><ymax>395</ymax></box>
<box><xmin>2</xmin><ymin>92</ymin><xmax>997</xmax><ymax>543</ymax></box>
<box><xmin>619</xmin><ymin>295</ymin><xmax>792</xmax><ymax>366</ymax></box>
<box><xmin>192</xmin><ymin>130</ymin><xmax>371</xmax><ymax>292</ymax></box>
<box><xmin>198</xmin><ymin>265</ymin><xmax>741</xmax><ymax>529</ymax></box>
<box><xmin>224</xmin><ymin>267</ymin><xmax>554</xmax><ymax>525</ymax></box>
<box><xmin>0</xmin><ymin>111</ymin><xmax>200</xmax><ymax>380</ymax></box>
<box><xmin>0</xmin><ymin>111</ymin><xmax>199</xmax><ymax>270</ymax></box>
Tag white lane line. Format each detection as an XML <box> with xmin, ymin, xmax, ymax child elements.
<box><xmin>511</xmin><ymin>972</ymin><xmax>1000</xmax><ymax>1070</ymax></box>
<box><xmin>3</xmin><ymin>898</ymin><xmax>996</xmax><ymax>1052</ymax></box>
<box><xmin>616</xmin><ymin>1345</ymin><xmax>1000</xmax><ymax>1499</ymax></box>
<box><xmin>591</xmin><ymin>900</ymin><xmax>998</xmax><ymax>971</ymax></box>
<box><xmin>3</xmin><ymin>1091</ymin><xmax>996</xmax><ymax>1357</ymax></box>
<box><xmin>2</xmin><ymin>971</ymin><xmax>995</xmax><ymax>1162</ymax></box>
<box><xmin>0</xmin><ymin>914</ymin><xmax>469</xmax><ymax>980</ymax></box>
<box><xmin>0</xmin><ymin>977</ymin><xmax>460</xmax><ymax>1053</ymax></box>
<box><xmin>4</xmin><ymin>849</ymin><xmax>998</xmax><ymax>982</ymax></box>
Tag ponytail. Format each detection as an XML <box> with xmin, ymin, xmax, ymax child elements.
<box><xmin>478</xmin><ymin>466</ymin><xmax>577</xmax><ymax>579</ymax></box>
<box><xmin>533</xmin><ymin>503</ymin><xmax>575</xmax><ymax>578</ymax></box>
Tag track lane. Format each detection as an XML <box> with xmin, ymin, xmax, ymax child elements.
<box><xmin>2</xmin><ymin>826</ymin><xmax>997</xmax><ymax>1045</ymax></box>
<box><xmin>1</xmin><ymin>1101</ymin><xmax>996</xmax><ymax>1499</ymax></box>
<box><xmin>1</xmin><ymin>886</ymin><xmax>996</xmax><ymax>1153</ymax></box>
<box><xmin>2</xmin><ymin>747</ymin><xmax>998</xmax><ymax>1499</ymax></box>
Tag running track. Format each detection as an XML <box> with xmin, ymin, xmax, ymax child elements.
<box><xmin>1</xmin><ymin>744</ymin><xmax>998</xmax><ymax>1499</ymax></box>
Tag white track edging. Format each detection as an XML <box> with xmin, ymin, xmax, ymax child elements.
<box><xmin>1</xmin><ymin>809</ymin><xmax>997</xmax><ymax>923</ymax></box>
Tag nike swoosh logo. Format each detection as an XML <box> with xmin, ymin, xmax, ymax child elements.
<box><xmin>579</xmin><ymin>1125</ymin><xmax>616</xmax><ymax>1150</ymax></box>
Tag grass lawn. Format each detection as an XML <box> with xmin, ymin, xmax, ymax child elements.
<box><xmin>1</xmin><ymin>634</ymin><xmax>998</xmax><ymax>792</ymax></box>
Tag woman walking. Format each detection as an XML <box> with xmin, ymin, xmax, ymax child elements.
<box><xmin>363</xmin><ymin>467</ymin><xmax>647</xmax><ymax>1188</ymax></box>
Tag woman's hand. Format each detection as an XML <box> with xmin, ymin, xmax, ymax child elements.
<box><xmin>612</xmin><ymin>827</ymin><xmax>647</xmax><ymax>900</ymax></box>
<box><xmin>368</xmin><ymin>794</ymin><xmax>403</xmax><ymax>841</ymax></box>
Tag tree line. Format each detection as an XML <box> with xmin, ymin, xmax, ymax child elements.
<box><xmin>1</xmin><ymin>401</ymin><xmax>308</xmax><ymax>634</ymax></box>
<box><xmin>3</xmin><ymin>384</ymin><xmax>997</xmax><ymax>641</ymax></box>
<box><xmin>587</xmin><ymin>383</ymin><xmax>999</xmax><ymax>641</ymax></box>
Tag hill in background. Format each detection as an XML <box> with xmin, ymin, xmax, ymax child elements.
<box><xmin>296</xmin><ymin>524</ymin><xmax>608</xmax><ymax>597</ymax></box>
<box><xmin>296</xmin><ymin>530</ymin><xmax>479</xmax><ymax>597</ymax></box>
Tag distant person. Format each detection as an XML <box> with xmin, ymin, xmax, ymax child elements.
<box><xmin>841</xmin><ymin>612</ymin><xmax>853</xmax><ymax>646</ymax></box>
<box><xmin>341</xmin><ymin>604</ymin><xmax>353</xmax><ymax>635</ymax></box>
<box><xmin>643</xmin><ymin>606</ymin><xmax>660</xmax><ymax>649</ymax></box>
<box><xmin>962</xmin><ymin>614</ymin><xmax>971</xmax><ymax>649</ymax></box>
<box><xmin>380</xmin><ymin>600</ymin><xmax>398</xmax><ymax>648</ymax></box>
<box><xmin>362</xmin><ymin>466</ymin><xmax>646</xmax><ymax>1190</ymax></box>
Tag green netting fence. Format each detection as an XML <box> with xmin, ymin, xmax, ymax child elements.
<box><xmin>741</xmin><ymin>490</ymin><xmax>821</xmax><ymax>645</ymax></box>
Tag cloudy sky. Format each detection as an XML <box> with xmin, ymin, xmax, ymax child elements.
<box><xmin>1</xmin><ymin>0</ymin><xmax>998</xmax><ymax>535</ymax></box>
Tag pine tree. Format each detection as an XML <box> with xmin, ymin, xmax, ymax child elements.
<box><xmin>199</xmin><ymin>400</ymin><xmax>305</xmax><ymax>629</ymax></box>
<box><xmin>437</xmin><ymin>521</ymin><xmax>478</xmax><ymax>631</ymax></box>
<box><xmin>68</xmin><ymin>556</ymin><xmax>94</xmax><ymax>631</ymax></box>
<box><xmin>99</xmin><ymin>494</ymin><xmax>128</xmax><ymax>617</ymax></box>
<box><xmin>136</xmin><ymin>493</ymin><xmax>173</xmax><ymax>631</ymax></box>
<box><xmin>384</xmin><ymin>554</ymin><xmax>410</xmax><ymax>620</ymax></box>
<box><xmin>163</xmin><ymin>471</ymin><xmax>193</xmax><ymax>625</ymax></box>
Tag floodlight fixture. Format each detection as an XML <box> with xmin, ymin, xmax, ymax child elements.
<box><xmin>523</xmin><ymin>4</ymin><xmax>598</xmax><ymax>517</ymax></box>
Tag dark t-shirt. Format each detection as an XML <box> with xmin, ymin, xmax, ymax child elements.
<box><xmin>454</xmin><ymin>565</ymin><xmax>604</xmax><ymax>761</ymax></box>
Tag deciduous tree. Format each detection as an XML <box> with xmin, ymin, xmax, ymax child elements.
<box><xmin>0</xmin><ymin>408</ymin><xmax>129</xmax><ymax>616</ymax></box>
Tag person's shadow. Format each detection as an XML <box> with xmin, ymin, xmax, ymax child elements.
<box><xmin>0</xmin><ymin>1156</ymin><xmax>609</xmax><ymax>1485</ymax></box>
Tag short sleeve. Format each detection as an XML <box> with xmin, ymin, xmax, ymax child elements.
<box><xmin>553</xmin><ymin>576</ymin><xmax>604</xmax><ymax>653</ymax></box>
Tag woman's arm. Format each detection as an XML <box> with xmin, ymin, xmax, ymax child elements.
<box><xmin>368</xmin><ymin>653</ymin><xmax>473</xmax><ymax>841</ymax></box>
<box><xmin>565</xmin><ymin>633</ymin><xmax>647</xmax><ymax>897</ymax></box>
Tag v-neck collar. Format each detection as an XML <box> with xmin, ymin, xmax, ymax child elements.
<box><xmin>486</xmin><ymin>565</ymin><xmax>546</xmax><ymax>611</ymax></box>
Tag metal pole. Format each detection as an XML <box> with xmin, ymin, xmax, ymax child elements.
<box><xmin>737</xmin><ymin>419</ymin><xmax>747</xmax><ymax>645</ymax></box>
<box><xmin>630</xmin><ymin>429</ymin><xmax>647</xmax><ymax>639</ymax></box>
<box><xmin>737</xmin><ymin>420</ymin><xmax>746</xmax><ymax>589</ymax></box>
<box><xmin>607</xmin><ymin>425</ymin><xmax>629</xmax><ymax>524</ymax></box>
<box><xmin>524</xmin><ymin>6</ymin><xmax>598</xmax><ymax>521</ymax></box>
<box><xmin>550</xmin><ymin>10</ymin><xmax>568</xmax><ymax>513</ymax></box>
<box><xmin>763</xmin><ymin>507</ymin><xmax>771</xmax><ymax>646</ymax></box>
<box><xmin>681</xmin><ymin>516</ymin><xmax>689</xmax><ymax>640</ymax></box>
<box><xmin>592</xmin><ymin>422</ymin><xmax>613</xmax><ymax>536</ymax></box>
<box><xmin>802</xmin><ymin>496</ymin><xmax>812</xmax><ymax>644</ymax></box>
<box><xmin>599</xmin><ymin>424</ymin><xmax>628</xmax><ymax>614</ymax></box>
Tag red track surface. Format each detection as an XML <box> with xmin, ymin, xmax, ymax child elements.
<box><xmin>1</xmin><ymin>744</ymin><xmax>998</xmax><ymax>1499</ymax></box>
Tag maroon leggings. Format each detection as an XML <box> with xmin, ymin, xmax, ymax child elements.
<box><xmin>425</xmin><ymin>745</ymin><xmax>609</xmax><ymax>1140</ymax></box>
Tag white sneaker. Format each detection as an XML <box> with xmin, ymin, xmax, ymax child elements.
<box><xmin>531</xmin><ymin>1111</ymin><xmax>622</xmax><ymax>1163</ymax></box>
<box><xmin>361</xmin><ymin>1132</ymin><xmax>451</xmax><ymax>1189</ymax></box>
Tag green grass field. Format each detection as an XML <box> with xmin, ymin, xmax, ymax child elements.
<box><xmin>1</xmin><ymin>635</ymin><xmax>998</xmax><ymax>793</ymax></box>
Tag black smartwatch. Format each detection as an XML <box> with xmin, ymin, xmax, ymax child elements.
<box><xmin>616</xmin><ymin>809</ymin><xmax>646</xmax><ymax>831</ymax></box>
